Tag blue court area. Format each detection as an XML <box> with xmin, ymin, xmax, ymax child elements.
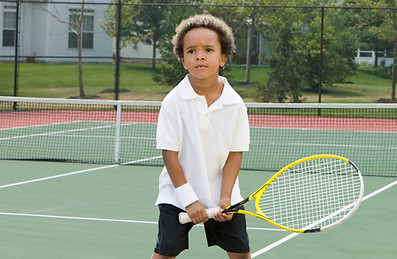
<box><xmin>1</xmin><ymin>160</ymin><xmax>396</xmax><ymax>258</ymax></box>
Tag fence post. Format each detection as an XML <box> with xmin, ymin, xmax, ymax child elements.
<box><xmin>13</xmin><ymin>0</ymin><xmax>21</xmax><ymax>110</ymax></box>
<box><xmin>318</xmin><ymin>6</ymin><xmax>325</xmax><ymax>116</ymax></box>
<box><xmin>114</xmin><ymin>0</ymin><xmax>122</xmax><ymax>100</ymax></box>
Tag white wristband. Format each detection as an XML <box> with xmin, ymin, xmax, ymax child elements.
<box><xmin>175</xmin><ymin>182</ymin><xmax>199</xmax><ymax>209</ymax></box>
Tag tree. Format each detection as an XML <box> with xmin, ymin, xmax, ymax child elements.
<box><xmin>104</xmin><ymin>0</ymin><xmax>186</xmax><ymax>70</ymax></box>
<box><xmin>261</xmin><ymin>25</ymin><xmax>304</xmax><ymax>102</ymax></box>
<box><xmin>300</xmin><ymin>6</ymin><xmax>357</xmax><ymax>93</ymax></box>
<box><xmin>259</xmin><ymin>5</ymin><xmax>305</xmax><ymax>102</ymax></box>
<box><xmin>71</xmin><ymin>2</ymin><xmax>86</xmax><ymax>97</ymax></box>
<box><xmin>104</xmin><ymin>0</ymin><xmax>359</xmax><ymax>101</ymax></box>
<box><xmin>256</xmin><ymin>0</ymin><xmax>358</xmax><ymax>102</ymax></box>
<box><xmin>37</xmin><ymin>1</ymin><xmax>88</xmax><ymax>98</ymax></box>
<box><xmin>347</xmin><ymin>0</ymin><xmax>397</xmax><ymax>100</ymax></box>
<box><xmin>211</xmin><ymin>0</ymin><xmax>358</xmax><ymax>102</ymax></box>
<box><xmin>125</xmin><ymin>0</ymin><xmax>172</xmax><ymax>69</ymax></box>
<box><xmin>342</xmin><ymin>2</ymin><xmax>391</xmax><ymax>67</ymax></box>
<box><xmin>371</xmin><ymin>3</ymin><xmax>397</xmax><ymax>100</ymax></box>
<box><xmin>208</xmin><ymin>0</ymin><xmax>267</xmax><ymax>83</ymax></box>
<box><xmin>151</xmin><ymin>2</ymin><xmax>204</xmax><ymax>85</ymax></box>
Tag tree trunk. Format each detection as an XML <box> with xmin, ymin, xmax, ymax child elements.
<box><xmin>391</xmin><ymin>41</ymin><xmax>397</xmax><ymax>100</ymax></box>
<box><xmin>78</xmin><ymin>1</ymin><xmax>85</xmax><ymax>97</ymax></box>
<box><xmin>245</xmin><ymin>24</ymin><xmax>253</xmax><ymax>83</ymax></box>
<box><xmin>392</xmin><ymin>4</ymin><xmax>396</xmax><ymax>100</ymax></box>
<box><xmin>152</xmin><ymin>38</ymin><xmax>157</xmax><ymax>70</ymax></box>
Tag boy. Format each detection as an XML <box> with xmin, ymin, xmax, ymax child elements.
<box><xmin>152</xmin><ymin>14</ymin><xmax>251</xmax><ymax>259</ymax></box>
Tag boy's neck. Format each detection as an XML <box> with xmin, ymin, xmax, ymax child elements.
<box><xmin>188</xmin><ymin>75</ymin><xmax>224</xmax><ymax>107</ymax></box>
<box><xmin>188</xmin><ymin>75</ymin><xmax>221</xmax><ymax>94</ymax></box>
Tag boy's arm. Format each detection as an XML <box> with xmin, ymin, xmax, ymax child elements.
<box><xmin>162</xmin><ymin>150</ymin><xmax>209</xmax><ymax>224</ymax></box>
<box><xmin>214</xmin><ymin>151</ymin><xmax>243</xmax><ymax>222</ymax></box>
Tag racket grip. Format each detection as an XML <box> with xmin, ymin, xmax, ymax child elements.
<box><xmin>178</xmin><ymin>207</ymin><xmax>220</xmax><ymax>224</ymax></box>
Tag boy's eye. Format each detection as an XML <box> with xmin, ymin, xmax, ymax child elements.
<box><xmin>206</xmin><ymin>48</ymin><xmax>214</xmax><ymax>52</ymax></box>
<box><xmin>187</xmin><ymin>49</ymin><xmax>195</xmax><ymax>54</ymax></box>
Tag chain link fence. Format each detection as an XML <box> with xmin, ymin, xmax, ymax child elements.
<box><xmin>1</xmin><ymin>0</ymin><xmax>396</xmax><ymax>101</ymax></box>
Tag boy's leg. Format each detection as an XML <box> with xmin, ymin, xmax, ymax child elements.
<box><xmin>153</xmin><ymin>204</ymin><xmax>194</xmax><ymax>257</ymax></box>
<box><xmin>150</xmin><ymin>252</ymin><xmax>175</xmax><ymax>259</ymax></box>
<box><xmin>204</xmin><ymin>210</ymin><xmax>250</xmax><ymax>257</ymax></box>
<box><xmin>227</xmin><ymin>251</ymin><xmax>251</xmax><ymax>259</ymax></box>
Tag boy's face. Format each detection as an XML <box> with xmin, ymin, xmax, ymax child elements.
<box><xmin>181</xmin><ymin>27</ymin><xmax>227</xmax><ymax>81</ymax></box>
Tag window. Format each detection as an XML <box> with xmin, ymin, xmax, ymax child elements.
<box><xmin>68</xmin><ymin>9</ymin><xmax>94</xmax><ymax>49</ymax></box>
<box><xmin>2</xmin><ymin>5</ymin><xmax>16</xmax><ymax>47</ymax></box>
<box><xmin>359</xmin><ymin>51</ymin><xmax>372</xmax><ymax>58</ymax></box>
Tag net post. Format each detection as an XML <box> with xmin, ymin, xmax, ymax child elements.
<box><xmin>114</xmin><ymin>102</ymin><xmax>122</xmax><ymax>163</ymax></box>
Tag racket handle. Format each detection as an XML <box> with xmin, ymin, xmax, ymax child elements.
<box><xmin>178</xmin><ymin>207</ymin><xmax>220</xmax><ymax>224</ymax></box>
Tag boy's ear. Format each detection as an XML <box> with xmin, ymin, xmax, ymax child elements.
<box><xmin>181</xmin><ymin>58</ymin><xmax>188</xmax><ymax>70</ymax></box>
<box><xmin>220</xmin><ymin>54</ymin><xmax>228</xmax><ymax>69</ymax></box>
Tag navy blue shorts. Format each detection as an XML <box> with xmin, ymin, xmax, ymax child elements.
<box><xmin>153</xmin><ymin>204</ymin><xmax>250</xmax><ymax>257</ymax></box>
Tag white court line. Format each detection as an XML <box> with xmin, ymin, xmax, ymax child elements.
<box><xmin>122</xmin><ymin>156</ymin><xmax>162</xmax><ymax>165</ymax></box>
<box><xmin>0</xmin><ymin>156</ymin><xmax>162</xmax><ymax>190</ymax></box>
<box><xmin>47</xmin><ymin>134</ymin><xmax>156</xmax><ymax>140</ymax></box>
<box><xmin>251</xmin><ymin>179</ymin><xmax>397</xmax><ymax>258</ymax></box>
<box><xmin>0</xmin><ymin>212</ymin><xmax>158</xmax><ymax>225</ymax></box>
<box><xmin>0</xmin><ymin>124</ymin><xmax>114</xmax><ymax>141</ymax></box>
<box><xmin>2</xmin><ymin>161</ymin><xmax>395</xmax><ymax>257</ymax></box>
<box><xmin>0</xmin><ymin>213</ymin><xmax>285</xmax><ymax>239</ymax></box>
<box><xmin>0</xmin><ymin>212</ymin><xmax>284</xmax><ymax>233</ymax></box>
<box><xmin>0</xmin><ymin>121</ymin><xmax>82</xmax><ymax>131</ymax></box>
<box><xmin>0</xmin><ymin>156</ymin><xmax>164</xmax><ymax>226</ymax></box>
<box><xmin>0</xmin><ymin>164</ymin><xmax>119</xmax><ymax>189</ymax></box>
<box><xmin>0</xmin><ymin>156</ymin><xmax>281</xmax><ymax>235</ymax></box>
<box><xmin>289</xmin><ymin>142</ymin><xmax>397</xmax><ymax>150</ymax></box>
<box><xmin>2</xmin><ymin>180</ymin><xmax>392</xmax><ymax>254</ymax></box>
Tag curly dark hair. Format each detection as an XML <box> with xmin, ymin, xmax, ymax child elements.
<box><xmin>172</xmin><ymin>14</ymin><xmax>235</xmax><ymax>61</ymax></box>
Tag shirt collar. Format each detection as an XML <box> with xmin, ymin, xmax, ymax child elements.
<box><xmin>180</xmin><ymin>75</ymin><xmax>241</xmax><ymax>105</ymax></box>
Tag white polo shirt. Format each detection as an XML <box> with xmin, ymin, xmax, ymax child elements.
<box><xmin>155</xmin><ymin>75</ymin><xmax>250</xmax><ymax>210</ymax></box>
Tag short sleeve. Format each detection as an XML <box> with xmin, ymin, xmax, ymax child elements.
<box><xmin>231</xmin><ymin>103</ymin><xmax>250</xmax><ymax>152</ymax></box>
<box><xmin>156</xmin><ymin>99</ymin><xmax>180</xmax><ymax>151</ymax></box>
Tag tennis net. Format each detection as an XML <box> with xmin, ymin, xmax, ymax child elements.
<box><xmin>1</xmin><ymin>96</ymin><xmax>396</xmax><ymax>177</ymax></box>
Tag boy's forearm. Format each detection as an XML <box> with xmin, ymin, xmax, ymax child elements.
<box><xmin>162</xmin><ymin>149</ymin><xmax>187</xmax><ymax>188</ymax></box>
<box><xmin>162</xmin><ymin>149</ymin><xmax>199</xmax><ymax>208</ymax></box>
<box><xmin>220</xmin><ymin>152</ymin><xmax>243</xmax><ymax>203</ymax></box>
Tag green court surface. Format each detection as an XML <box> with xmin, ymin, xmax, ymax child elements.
<box><xmin>0</xmin><ymin>160</ymin><xmax>396</xmax><ymax>258</ymax></box>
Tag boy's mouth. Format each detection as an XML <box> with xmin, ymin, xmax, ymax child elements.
<box><xmin>196</xmin><ymin>65</ymin><xmax>207</xmax><ymax>69</ymax></box>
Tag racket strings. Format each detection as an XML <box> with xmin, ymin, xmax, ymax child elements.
<box><xmin>259</xmin><ymin>158</ymin><xmax>362</xmax><ymax>231</ymax></box>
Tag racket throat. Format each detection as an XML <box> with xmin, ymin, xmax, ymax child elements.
<box><xmin>226</xmin><ymin>197</ymin><xmax>250</xmax><ymax>212</ymax></box>
<box><xmin>255</xmin><ymin>210</ymin><xmax>268</xmax><ymax>218</ymax></box>
<box><xmin>304</xmin><ymin>228</ymin><xmax>321</xmax><ymax>233</ymax></box>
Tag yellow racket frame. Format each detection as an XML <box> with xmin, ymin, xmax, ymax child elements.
<box><xmin>179</xmin><ymin>154</ymin><xmax>363</xmax><ymax>233</ymax></box>
<box><xmin>224</xmin><ymin>154</ymin><xmax>356</xmax><ymax>233</ymax></box>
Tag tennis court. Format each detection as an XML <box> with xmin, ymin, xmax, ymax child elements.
<box><xmin>0</xmin><ymin>160</ymin><xmax>396</xmax><ymax>258</ymax></box>
<box><xmin>1</xmin><ymin>97</ymin><xmax>397</xmax><ymax>258</ymax></box>
<box><xmin>1</xmin><ymin>97</ymin><xmax>397</xmax><ymax>177</ymax></box>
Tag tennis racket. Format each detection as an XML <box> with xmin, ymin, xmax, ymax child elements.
<box><xmin>179</xmin><ymin>154</ymin><xmax>364</xmax><ymax>233</ymax></box>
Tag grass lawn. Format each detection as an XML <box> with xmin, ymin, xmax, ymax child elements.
<box><xmin>0</xmin><ymin>63</ymin><xmax>171</xmax><ymax>100</ymax></box>
<box><xmin>0</xmin><ymin>62</ymin><xmax>394</xmax><ymax>103</ymax></box>
<box><xmin>304</xmin><ymin>67</ymin><xmax>394</xmax><ymax>103</ymax></box>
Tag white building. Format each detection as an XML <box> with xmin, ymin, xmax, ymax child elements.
<box><xmin>0</xmin><ymin>0</ymin><xmax>113</xmax><ymax>63</ymax></box>
<box><xmin>355</xmin><ymin>49</ymin><xmax>393</xmax><ymax>67</ymax></box>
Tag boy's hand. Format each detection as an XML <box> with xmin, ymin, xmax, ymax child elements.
<box><xmin>213</xmin><ymin>198</ymin><xmax>233</xmax><ymax>222</ymax></box>
<box><xmin>186</xmin><ymin>201</ymin><xmax>209</xmax><ymax>224</ymax></box>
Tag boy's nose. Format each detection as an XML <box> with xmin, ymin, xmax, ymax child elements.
<box><xmin>196</xmin><ymin>52</ymin><xmax>205</xmax><ymax>60</ymax></box>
